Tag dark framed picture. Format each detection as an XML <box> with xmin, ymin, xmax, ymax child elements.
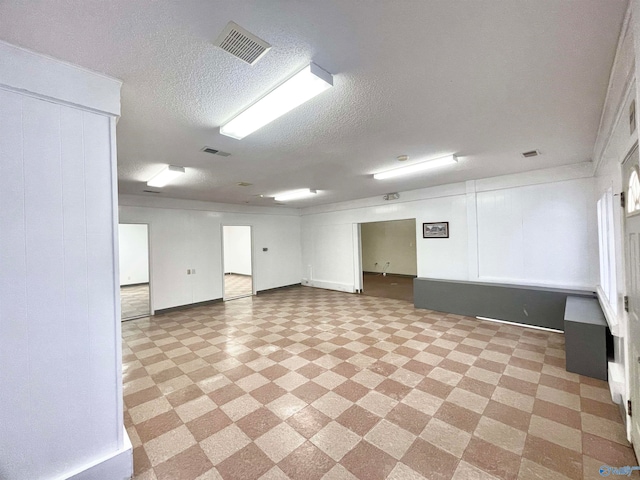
<box><xmin>423</xmin><ymin>222</ymin><xmax>449</xmax><ymax>238</ymax></box>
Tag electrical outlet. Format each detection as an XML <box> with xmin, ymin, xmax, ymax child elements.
<box><xmin>192</xmin><ymin>269</ymin><xmax>196</xmax><ymax>274</ymax></box>
<box><xmin>187</xmin><ymin>269</ymin><xmax>191</xmax><ymax>275</ymax></box>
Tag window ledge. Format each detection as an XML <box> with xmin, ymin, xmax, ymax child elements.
<box><xmin>596</xmin><ymin>286</ymin><xmax>622</xmax><ymax>336</ymax></box>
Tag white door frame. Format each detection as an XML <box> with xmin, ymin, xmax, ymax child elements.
<box><xmin>352</xmin><ymin>223</ymin><xmax>363</xmax><ymax>293</ymax></box>
<box><xmin>621</xmin><ymin>143</ymin><xmax>640</xmax><ymax>453</ymax></box>
<box><xmin>357</xmin><ymin>218</ymin><xmax>419</xmax><ymax>289</ymax></box>
<box><xmin>221</xmin><ymin>224</ymin><xmax>255</xmax><ymax>300</ymax></box>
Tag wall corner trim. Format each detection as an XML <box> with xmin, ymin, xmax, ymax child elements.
<box><xmin>592</xmin><ymin>3</ymin><xmax>635</xmax><ymax>174</ymax></box>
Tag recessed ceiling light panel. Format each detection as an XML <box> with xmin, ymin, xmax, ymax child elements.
<box><xmin>146</xmin><ymin>165</ymin><xmax>186</xmax><ymax>188</ymax></box>
<box><xmin>373</xmin><ymin>155</ymin><xmax>458</xmax><ymax>180</ymax></box>
<box><xmin>273</xmin><ymin>188</ymin><xmax>318</xmax><ymax>202</ymax></box>
<box><xmin>220</xmin><ymin>63</ymin><xmax>333</xmax><ymax>140</ymax></box>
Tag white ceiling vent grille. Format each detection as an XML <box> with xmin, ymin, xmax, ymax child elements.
<box><xmin>214</xmin><ymin>21</ymin><xmax>271</xmax><ymax>65</ymax></box>
<box><xmin>201</xmin><ymin>146</ymin><xmax>231</xmax><ymax>157</ymax></box>
<box><xmin>521</xmin><ymin>150</ymin><xmax>540</xmax><ymax>158</ymax></box>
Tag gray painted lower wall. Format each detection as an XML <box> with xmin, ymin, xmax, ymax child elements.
<box><xmin>413</xmin><ymin>278</ymin><xmax>595</xmax><ymax>330</ymax></box>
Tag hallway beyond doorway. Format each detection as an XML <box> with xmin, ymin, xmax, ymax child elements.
<box><xmin>362</xmin><ymin>272</ymin><xmax>414</xmax><ymax>303</ymax></box>
<box><xmin>224</xmin><ymin>273</ymin><xmax>253</xmax><ymax>300</ymax></box>
<box><xmin>121</xmin><ymin>284</ymin><xmax>150</xmax><ymax>320</ymax></box>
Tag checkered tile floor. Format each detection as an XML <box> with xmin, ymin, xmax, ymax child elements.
<box><xmin>122</xmin><ymin>286</ymin><xmax>637</xmax><ymax>480</ymax></box>
<box><xmin>225</xmin><ymin>274</ymin><xmax>253</xmax><ymax>300</ymax></box>
<box><xmin>122</xmin><ymin>284</ymin><xmax>150</xmax><ymax>320</ymax></box>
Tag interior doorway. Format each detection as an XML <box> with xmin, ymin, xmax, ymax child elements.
<box><xmin>222</xmin><ymin>225</ymin><xmax>253</xmax><ymax>300</ymax></box>
<box><xmin>118</xmin><ymin>223</ymin><xmax>151</xmax><ymax>320</ymax></box>
<box><xmin>360</xmin><ymin>219</ymin><xmax>417</xmax><ymax>302</ymax></box>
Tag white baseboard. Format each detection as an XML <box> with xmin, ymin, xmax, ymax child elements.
<box><xmin>307</xmin><ymin>280</ymin><xmax>354</xmax><ymax>293</ymax></box>
<box><xmin>608</xmin><ymin>361</ymin><xmax>625</xmax><ymax>405</ymax></box>
<box><xmin>60</xmin><ymin>428</ymin><xmax>133</xmax><ymax>480</ymax></box>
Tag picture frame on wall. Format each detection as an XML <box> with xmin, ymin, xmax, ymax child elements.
<box><xmin>423</xmin><ymin>222</ymin><xmax>449</xmax><ymax>238</ymax></box>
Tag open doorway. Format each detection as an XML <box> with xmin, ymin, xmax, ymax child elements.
<box><xmin>222</xmin><ymin>225</ymin><xmax>253</xmax><ymax>300</ymax></box>
<box><xmin>360</xmin><ymin>219</ymin><xmax>417</xmax><ymax>302</ymax></box>
<box><xmin>118</xmin><ymin>223</ymin><xmax>151</xmax><ymax>320</ymax></box>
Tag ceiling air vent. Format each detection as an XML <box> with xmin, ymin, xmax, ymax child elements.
<box><xmin>143</xmin><ymin>190</ymin><xmax>161</xmax><ymax>194</ymax></box>
<box><xmin>521</xmin><ymin>150</ymin><xmax>540</xmax><ymax>158</ymax></box>
<box><xmin>202</xmin><ymin>146</ymin><xmax>231</xmax><ymax>157</ymax></box>
<box><xmin>214</xmin><ymin>21</ymin><xmax>271</xmax><ymax>65</ymax></box>
<box><xmin>237</xmin><ymin>182</ymin><xmax>253</xmax><ymax>187</ymax></box>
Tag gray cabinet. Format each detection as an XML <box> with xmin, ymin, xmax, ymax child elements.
<box><xmin>564</xmin><ymin>296</ymin><xmax>609</xmax><ymax>381</ymax></box>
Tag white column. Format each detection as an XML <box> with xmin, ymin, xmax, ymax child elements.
<box><xmin>0</xmin><ymin>41</ymin><xmax>130</xmax><ymax>480</ymax></box>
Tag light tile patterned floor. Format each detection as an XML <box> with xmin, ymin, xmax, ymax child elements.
<box><xmin>224</xmin><ymin>274</ymin><xmax>253</xmax><ymax>300</ymax></box>
<box><xmin>122</xmin><ymin>286</ymin><xmax>638</xmax><ymax>480</ymax></box>
<box><xmin>122</xmin><ymin>284</ymin><xmax>150</xmax><ymax>320</ymax></box>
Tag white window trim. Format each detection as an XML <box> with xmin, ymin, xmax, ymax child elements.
<box><xmin>597</xmin><ymin>188</ymin><xmax>620</xmax><ymax>335</ymax></box>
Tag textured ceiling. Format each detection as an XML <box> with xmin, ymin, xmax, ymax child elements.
<box><xmin>0</xmin><ymin>0</ymin><xmax>628</xmax><ymax>207</ymax></box>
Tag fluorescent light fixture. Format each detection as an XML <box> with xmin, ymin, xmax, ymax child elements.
<box><xmin>220</xmin><ymin>63</ymin><xmax>333</xmax><ymax>139</ymax></box>
<box><xmin>146</xmin><ymin>165</ymin><xmax>186</xmax><ymax>188</ymax></box>
<box><xmin>373</xmin><ymin>154</ymin><xmax>458</xmax><ymax>180</ymax></box>
<box><xmin>274</xmin><ymin>189</ymin><xmax>317</xmax><ymax>202</ymax></box>
<box><xmin>476</xmin><ymin>316</ymin><xmax>563</xmax><ymax>333</ymax></box>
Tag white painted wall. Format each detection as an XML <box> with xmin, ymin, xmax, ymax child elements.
<box><xmin>302</xmin><ymin>186</ymin><xmax>469</xmax><ymax>292</ymax></box>
<box><xmin>119</xmin><ymin>196</ymin><xmax>301</xmax><ymax>311</ymax></box>
<box><xmin>119</xmin><ymin>224</ymin><xmax>149</xmax><ymax>285</ymax></box>
<box><xmin>361</xmin><ymin>219</ymin><xmax>417</xmax><ymax>275</ymax></box>
<box><xmin>476</xmin><ymin>179</ymin><xmax>596</xmax><ymax>288</ymax></box>
<box><xmin>301</xmin><ymin>164</ymin><xmax>598</xmax><ymax>294</ymax></box>
<box><xmin>223</xmin><ymin>226</ymin><xmax>252</xmax><ymax>275</ymax></box>
<box><xmin>0</xmin><ymin>42</ymin><xmax>129</xmax><ymax>480</ymax></box>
